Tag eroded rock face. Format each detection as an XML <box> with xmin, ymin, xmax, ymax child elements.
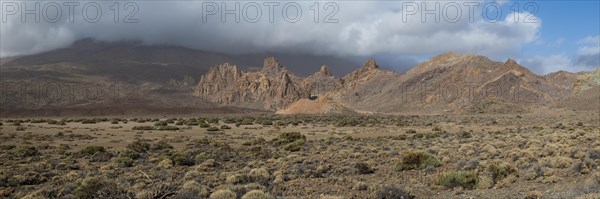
<box><xmin>194</xmin><ymin>57</ymin><xmax>305</xmax><ymax>110</ymax></box>
<box><xmin>194</xmin><ymin>58</ymin><xmax>401</xmax><ymax>111</ymax></box>
<box><xmin>195</xmin><ymin>53</ymin><xmax>595</xmax><ymax>114</ymax></box>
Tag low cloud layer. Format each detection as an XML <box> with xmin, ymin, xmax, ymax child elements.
<box><xmin>522</xmin><ymin>35</ymin><xmax>599</xmax><ymax>75</ymax></box>
<box><xmin>1</xmin><ymin>0</ymin><xmax>591</xmax><ymax>74</ymax></box>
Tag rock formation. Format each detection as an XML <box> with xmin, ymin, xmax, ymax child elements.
<box><xmin>194</xmin><ymin>57</ymin><xmax>306</xmax><ymax>110</ymax></box>
<box><xmin>195</xmin><ymin>53</ymin><xmax>599</xmax><ymax>114</ymax></box>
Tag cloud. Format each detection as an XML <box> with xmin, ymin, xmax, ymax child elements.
<box><xmin>1</xmin><ymin>0</ymin><xmax>541</xmax><ymax>64</ymax></box>
<box><xmin>578</xmin><ymin>35</ymin><xmax>600</xmax><ymax>46</ymax></box>
<box><xmin>522</xmin><ymin>35</ymin><xmax>599</xmax><ymax>75</ymax></box>
<box><xmin>574</xmin><ymin>35</ymin><xmax>600</xmax><ymax>70</ymax></box>
<box><xmin>521</xmin><ymin>54</ymin><xmax>572</xmax><ymax>75</ymax></box>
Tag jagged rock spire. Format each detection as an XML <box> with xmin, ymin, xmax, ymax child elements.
<box><xmin>319</xmin><ymin>65</ymin><xmax>332</xmax><ymax>76</ymax></box>
<box><xmin>262</xmin><ymin>57</ymin><xmax>283</xmax><ymax>73</ymax></box>
<box><xmin>363</xmin><ymin>59</ymin><xmax>379</xmax><ymax>69</ymax></box>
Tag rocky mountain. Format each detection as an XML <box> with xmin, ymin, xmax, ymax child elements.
<box><xmin>194</xmin><ymin>57</ymin><xmax>306</xmax><ymax>110</ymax></box>
<box><xmin>194</xmin><ymin>53</ymin><xmax>598</xmax><ymax>114</ymax></box>
<box><xmin>1</xmin><ymin>41</ymin><xmax>596</xmax><ymax>116</ymax></box>
<box><xmin>0</xmin><ymin>40</ymin><xmax>358</xmax><ymax>116</ymax></box>
<box><xmin>553</xmin><ymin>69</ymin><xmax>600</xmax><ymax>111</ymax></box>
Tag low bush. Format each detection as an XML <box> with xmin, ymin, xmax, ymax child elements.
<box><xmin>127</xmin><ymin>139</ymin><xmax>151</xmax><ymax>153</ymax></box>
<box><xmin>435</xmin><ymin>171</ymin><xmax>478</xmax><ymax>189</ymax></box>
<box><xmin>157</xmin><ymin>126</ymin><xmax>180</xmax><ymax>131</ymax></box>
<box><xmin>12</xmin><ymin>146</ymin><xmax>39</xmax><ymax>157</ymax></box>
<box><xmin>395</xmin><ymin>151</ymin><xmax>441</xmax><ymax>171</ymax></box>
<box><xmin>487</xmin><ymin>162</ymin><xmax>516</xmax><ymax>184</ymax></box>
<box><xmin>79</xmin><ymin>146</ymin><xmax>106</xmax><ymax>156</ymax></box>
<box><xmin>354</xmin><ymin>162</ymin><xmax>375</xmax><ymax>174</ymax></box>
<box><xmin>209</xmin><ymin>189</ymin><xmax>236</xmax><ymax>199</ymax></box>
<box><xmin>206</xmin><ymin>127</ymin><xmax>220</xmax><ymax>132</ymax></box>
<box><xmin>373</xmin><ymin>185</ymin><xmax>415</xmax><ymax>199</ymax></box>
<box><xmin>272</xmin><ymin>132</ymin><xmax>306</xmax><ymax>152</ymax></box>
<box><xmin>152</xmin><ymin>140</ymin><xmax>173</xmax><ymax>151</ymax></box>
<box><xmin>132</xmin><ymin>126</ymin><xmax>155</xmax><ymax>130</ymax></box>
<box><xmin>221</xmin><ymin>125</ymin><xmax>232</xmax><ymax>130</ymax></box>
<box><xmin>111</xmin><ymin>157</ymin><xmax>134</xmax><ymax>167</ymax></box>
<box><xmin>241</xmin><ymin>190</ymin><xmax>274</xmax><ymax>199</ymax></box>
<box><xmin>171</xmin><ymin>152</ymin><xmax>195</xmax><ymax>166</ymax></box>
<box><xmin>74</xmin><ymin>177</ymin><xmax>130</xmax><ymax>198</ymax></box>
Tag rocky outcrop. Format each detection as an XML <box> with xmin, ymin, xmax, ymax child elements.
<box><xmin>195</xmin><ymin>53</ymin><xmax>597</xmax><ymax>114</ymax></box>
<box><xmin>276</xmin><ymin>96</ymin><xmax>355</xmax><ymax>115</ymax></box>
<box><xmin>194</xmin><ymin>57</ymin><xmax>306</xmax><ymax>110</ymax></box>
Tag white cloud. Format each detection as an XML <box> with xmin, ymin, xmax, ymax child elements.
<box><xmin>522</xmin><ymin>35</ymin><xmax>600</xmax><ymax>75</ymax></box>
<box><xmin>578</xmin><ymin>35</ymin><xmax>600</xmax><ymax>46</ymax></box>
<box><xmin>578</xmin><ymin>46</ymin><xmax>600</xmax><ymax>56</ymax></box>
<box><xmin>522</xmin><ymin>54</ymin><xmax>571</xmax><ymax>75</ymax></box>
<box><xmin>1</xmin><ymin>1</ymin><xmax>541</xmax><ymax>60</ymax></box>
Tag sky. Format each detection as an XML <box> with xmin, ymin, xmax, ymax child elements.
<box><xmin>0</xmin><ymin>0</ymin><xmax>598</xmax><ymax>75</ymax></box>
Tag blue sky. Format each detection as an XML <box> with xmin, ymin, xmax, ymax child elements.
<box><xmin>526</xmin><ymin>1</ymin><xmax>599</xmax><ymax>56</ymax></box>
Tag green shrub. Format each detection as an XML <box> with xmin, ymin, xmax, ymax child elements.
<box><xmin>435</xmin><ymin>171</ymin><xmax>478</xmax><ymax>189</ymax></box>
<box><xmin>221</xmin><ymin>125</ymin><xmax>232</xmax><ymax>130</ymax></box>
<box><xmin>79</xmin><ymin>146</ymin><xmax>106</xmax><ymax>156</ymax></box>
<box><xmin>119</xmin><ymin>150</ymin><xmax>141</xmax><ymax>159</ymax></box>
<box><xmin>272</xmin><ymin>132</ymin><xmax>306</xmax><ymax>152</ymax></box>
<box><xmin>194</xmin><ymin>152</ymin><xmax>210</xmax><ymax>164</ymax></box>
<box><xmin>259</xmin><ymin>120</ymin><xmax>273</xmax><ymax>126</ymax></box>
<box><xmin>171</xmin><ymin>152</ymin><xmax>195</xmax><ymax>166</ymax></box>
<box><xmin>0</xmin><ymin>145</ymin><xmax>15</xmax><ymax>150</ymax></box>
<box><xmin>239</xmin><ymin>118</ymin><xmax>254</xmax><ymax>125</ymax></box>
<box><xmin>30</xmin><ymin>119</ymin><xmax>46</xmax><ymax>123</ymax></box>
<box><xmin>224</xmin><ymin>118</ymin><xmax>237</xmax><ymax>124</ymax></box>
<box><xmin>283</xmin><ymin>139</ymin><xmax>305</xmax><ymax>152</ymax></box>
<box><xmin>272</xmin><ymin>132</ymin><xmax>306</xmax><ymax>145</ymax></box>
<box><xmin>199</xmin><ymin>123</ymin><xmax>211</xmax><ymax>128</ymax></box>
<box><xmin>151</xmin><ymin>140</ymin><xmax>173</xmax><ymax>151</ymax></box>
<box><xmin>207</xmin><ymin>118</ymin><xmax>219</xmax><ymax>124</ymax></box>
<box><xmin>111</xmin><ymin>157</ymin><xmax>134</xmax><ymax>167</ymax></box>
<box><xmin>132</xmin><ymin>126</ymin><xmax>155</xmax><ymax>130</ymax></box>
<box><xmin>487</xmin><ymin>162</ymin><xmax>516</xmax><ymax>184</ymax></box>
<box><xmin>395</xmin><ymin>151</ymin><xmax>441</xmax><ymax>171</ymax></box>
<box><xmin>206</xmin><ymin>127</ymin><xmax>220</xmax><ymax>132</ymax></box>
<box><xmin>374</xmin><ymin>185</ymin><xmax>415</xmax><ymax>199</ymax></box>
<box><xmin>241</xmin><ymin>190</ymin><xmax>273</xmax><ymax>199</ymax></box>
<box><xmin>13</xmin><ymin>146</ymin><xmax>38</xmax><ymax>157</ymax></box>
<box><xmin>154</xmin><ymin>121</ymin><xmax>168</xmax><ymax>126</ymax></box>
<box><xmin>126</xmin><ymin>140</ymin><xmax>151</xmax><ymax>153</ymax></box>
<box><xmin>209</xmin><ymin>190</ymin><xmax>236</xmax><ymax>199</ymax></box>
<box><xmin>74</xmin><ymin>177</ymin><xmax>128</xmax><ymax>199</ymax></box>
<box><xmin>157</xmin><ymin>126</ymin><xmax>179</xmax><ymax>131</ymax></box>
<box><xmin>81</xmin><ymin>119</ymin><xmax>96</xmax><ymax>124</ymax></box>
<box><xmin>354</xmin><ymin>162</ymin><xmax>375</xmax><ymax>174</ymax></box>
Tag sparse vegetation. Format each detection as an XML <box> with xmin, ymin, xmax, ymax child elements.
<box><xmin>435</xmin><ymin>171</ymin><xmax>478</xmax><ymax>189</ymax></box>
<box><xmin>0</xmin><ymin>113</ymin><xmax>597</xmax><ymax>198</ymax></box>
<box><xmin>395</xmin><ymin>151</ymin><xmax>441</xmax><ymax>171</ymax></box>
<box><xmin>79</xmin><ymin>145</ymin><xmax>106</xmax><ymax>156</ymax></box>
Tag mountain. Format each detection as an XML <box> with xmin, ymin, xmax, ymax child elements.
<box><xmin>1</xmin><ymin>39</ymin><xmax>358</xmax><ymax>78</ymax></box>
<box><xmin>0</xmin><ymin>40</ymin><xmax>358</xmax><ymax>116</ymax></box>
<box><xmin>194</xmin><ymin>57</ymin><xmax>308</xmax><ymax>110</ymax></box>
<box><xmin>194</xmin><ymin>52</ymin><xmax>597</xmax><ymax>114</ymax></box>
<box><xmin>553</xmin><ymin>69</ymin><xmax>600</xmax><ymax>111</ymax></box>
<box><xmin>1</xmin><ymin>43</ymin><xmax>597</xmax><ymax>116</ymax></box>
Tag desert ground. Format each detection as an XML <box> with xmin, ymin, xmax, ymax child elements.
<box><xmin>0</xmin><ymin>110</ymin><xmax>599</xmax><ymax>199</ymax></box>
